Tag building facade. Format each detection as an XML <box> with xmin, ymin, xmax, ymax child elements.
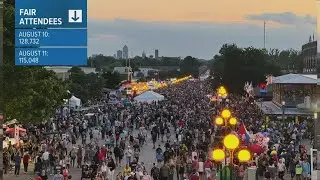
<box><xmin>45</xmin><ymin>66</ymin><xmax>96</xmax><ymax>81</ymax></box>
<box><xmin>271</xmin><ymin>74</ymin><xmax>319</xmax><ymax>108</ymax></box>
<box><xmin>123</xmin><ymin>45</ymin><xmax>128</xmax><ymax>59</ymax></box>
<box><xmin>117</xmin><ymin>50</ymin><xmax>123</xmax><ymax>59</ymax></box>
<box><xmin>302</xmin><ymin>38</ymin><xmax>317</xmax><ymax>73</ymax></box>
<box><xmin>113</xmin><ymin>66</ymin><xmax>132</xmax><ymax>75</ymax></box>
<box><xmin>133</xmin><ymin>68</ymin><xmax>159</xmax><ymax>77</ymax></box>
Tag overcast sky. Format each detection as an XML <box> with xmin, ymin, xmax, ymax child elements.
<box><xmin>87</xmin><ymin>0</ymin><xmax>317</xmax><ymax>59</ymax></box>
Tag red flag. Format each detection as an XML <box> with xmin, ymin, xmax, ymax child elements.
<box><xmin>238</xmin><ymin>122</ymin><xmax>247</xmax><ymax>135</ymax></box>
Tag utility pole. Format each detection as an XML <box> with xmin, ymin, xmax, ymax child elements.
<box><xmin>263</xmin><ymin>21</ymin><xmax>266</xmax><ymax>49</ymax></box>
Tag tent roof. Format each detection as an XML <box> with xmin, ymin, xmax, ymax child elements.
<box><xmin>134</xmin><ymin>91</ymin><xmax>164</xmax><ymax>100</ymax></box>
<box><xmin>70</xmin><ymin>95</ymin><xmax>80</xmax><ymax>101</ymax></box>
<box><xmin>272</xmin><ymin>74</ymin><xmax>317</xmax><ymax>84</ymax></box>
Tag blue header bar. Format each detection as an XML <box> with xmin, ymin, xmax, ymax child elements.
<box><xmin>15</xmin><ymin>0</ymin><xmax>87</xmax><ymax>28</ymax></box>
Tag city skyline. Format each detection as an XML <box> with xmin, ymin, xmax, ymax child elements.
<box><xmin>113</xmin><ymin>45</ymin><xmax>160</xmax><ymax>59</ymax></box>
<box><xmin>88</xmin><ymin>0</ymin><xmax>317</xmax><ymax>59</ymax></box>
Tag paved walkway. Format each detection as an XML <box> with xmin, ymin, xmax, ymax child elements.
<box><xmin>3</xmin><ymin>132</ymin><xmax>313</xmax><ymax>180</ymax></box>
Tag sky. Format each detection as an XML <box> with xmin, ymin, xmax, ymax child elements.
<box><xmin>88</xmin><ymin>0</ymin><xmax>317</xmax><ymax>59</ymax></box>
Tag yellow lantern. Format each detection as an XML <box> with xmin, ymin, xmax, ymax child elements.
<box><xmin>223</xmin><ymin>134</ymin><xmax>240</xmax><ymax>150</ymax></box>
<box><xmin>221</xmin><ymin>109</ymin><xmax>231</xmax><ymax>119</ymax></box>
<box><xmin>229</xmin><ymin>117</ymin><xmax>237</xmax><ymax>125</ymax></box>
<box><xmin>218</xmin><ymin>86</ymin><xmax>227</xmax><ymax>95</ymax></box>
<box><xmin>212</xmin><ymin>149</ymin><xmax>226</xmax><ymax>162</ymax></box>
<box><xmin>238</xmin><ymin>149</ymin><xmax>251</xmax><ymax>162</ymax></box>
<box><xmin>215</xmin><ymin>117</ymin><xmax>224</xmax><ymax>126</ymax></box>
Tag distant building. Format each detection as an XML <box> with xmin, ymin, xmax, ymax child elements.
<box><xmin>117</xmin><ymin>50</ymin><xmax>123</xmax><ymax>59</ymax></box>
<box><xmin>142</xmin><ymin>51</ymin><xmax>146</xmax><ymax>58</ymax></box>
<box><xmin>302</xmin><ymin>35</ymin><xmax>317</xmax><ymax>73</ymax></box>
<box><xmin>155</xmin><ymin>49</ymin><xmax>159</xmax><ymax>59</ymax></box>
<box><xmin>45</xmin><ymin>66</ymin><xmax>96</xmax><ymax>81</ymax></box>
<box><xmin>133</xmin><ymin>68</ymin><xmax>159</xmax><ymax>77</ymax></box>
<box><xmin>113</xmin><ymin>54</ymin><xmax>116</xmax><ymax>58</ymax></box>
<box><xmin>123</xmin><ymin>45</ymin><xmax>128</xmax><ymax>59</ymax></box>
<box><xmin>149</xmin><ymin>55</ymin><xmax>154</xmax><ymax>58</ymax></box>
<box><xmin>113</xmin><ymin>66</ymin><xmax>132</xmax><ymax>75</ymax></box>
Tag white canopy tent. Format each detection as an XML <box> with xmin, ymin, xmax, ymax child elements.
<box><xmin>134</xmin><ymin>91</ymin><xmax>164</xmax><ymax>103</ymax></box>
<box><xmin>68</xmin><ymin>95</ymin><xmax>82</xmax><ymax>108</ymax></box>
<box><xmin>3</xmin><ymin>119</ymin><xmax>18</xmax><ymax>126</ymax></box>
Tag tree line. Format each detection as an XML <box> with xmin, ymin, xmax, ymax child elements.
<box><xmin>210</xmin><ymin>44</ymin><xmax>303</xmax><ymax>93</ymax></box>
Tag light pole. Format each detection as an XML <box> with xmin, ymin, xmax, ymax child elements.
<box><xmin>212</xmin><ymin>133</ymin><xmax>251</xmax><ymax>180</ymax></box>
<box><xmin>281</xmin><ymin>101</ymin><xmax>285</xmax><ymax>120</ymax></box>
<box><xmin>314</xmin><ymin>103</ymin><xmax>320</xmax><ymax>149</ymax></box>
<box><xmin>217</xmin><ymin>86</ymin><xmax>228</xmax><ymax>104</ymax></box>
<box><xmin>221</xmin><ymin>109</ymin><xmax>232</xmax><ymax>126</ymax></box>
<box><xmin>213</xmin><ymin>109</ymin><xmax>240</xmax><ymax>180</ymax></box>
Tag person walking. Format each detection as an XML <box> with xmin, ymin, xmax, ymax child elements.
<box><xmin>14</xmin><ymin>153</ymin><xmax>22</xmax><ymax>176</ymax></box>
<box><xmin>159</xmin><ymin>164</ymin><xmax>169</xmax><ymax>180</ymax></box>
<box><xmin>125</xmin><ymin>146</ymin><xmax>133</xmax><ymax>164</ymax></box>
<box><xmin>277</xmin><ymin>159</ymin><xmax>286</xmax><ymax>180</ymax></box>
<box><xmin>23</xmin><ymin>152</ymin><xmax>30</xmax><ymax>173</ymax></box>
<box><xmin>108</xmin><ymin>158</ymin><xmax>116</xmax><ymax>180</ymax></box>
<box><xmin>151</xmin><ymin>163</ymin><xmax>160</xmax><ymax>180</ymax></box>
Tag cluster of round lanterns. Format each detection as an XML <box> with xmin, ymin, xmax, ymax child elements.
<box><xmin>211</xmin><ymin>86</ymin><xmax>252</xmax><ymax>164</ymax></box>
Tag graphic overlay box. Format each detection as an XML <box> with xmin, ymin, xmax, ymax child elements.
<box><xmin>15</xmin><ymin>0</ymin><xmax>87</xmax><ymax>66</ymax></box>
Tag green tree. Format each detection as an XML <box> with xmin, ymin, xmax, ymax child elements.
<box><xmin>211</xmin><ymin>44</ymin><xmax>281</xmax><ymax>92</ymax></box>
<box><xmin>180</xmin><ymin>56</ymin><xmax>200</xmax><ymax>77</ymax></box>
<box><xmin>3</xmin><ymin>1</ymin><xmax>68</xmax><ymax>124</ymax></box>
<box><xmin>101</xmin><ymin>71</ymin><xmax>122</xmax><ymax>89</ymax></box>
<box><xmin>67</xmin><ymin>67</ymin><xmax>105</xmax><ymax>102</ymax></box>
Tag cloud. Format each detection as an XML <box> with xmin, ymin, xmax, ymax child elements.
<box><xmin>245</xmin><ymin>12</ymin><xmax>316</xmax><ymax>25</ymax></box>
<box><xmin>88</xmin><ymin>19</ymin><xmax>315</xmax><ymax>59</ymax></box>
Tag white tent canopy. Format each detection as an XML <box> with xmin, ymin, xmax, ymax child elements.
<box><xmin>68</xmin><ymin>95</ymin><xmax>81</xmax><ymax>108</ymax></box>
<box><xmin>4</xmin><ymin>119</ymin><xmax>18</xmax><ymax>126</ymax></box>
<box><xmin>134</xmin><ymin>91</ymin><xmax>164</xmax><ymax>103</ymax></box>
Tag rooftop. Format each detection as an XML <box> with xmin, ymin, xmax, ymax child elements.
<box><xmin>272</xmin><ymin>73</ymin><xmax>317</xmax><ymax>84</ymax></box>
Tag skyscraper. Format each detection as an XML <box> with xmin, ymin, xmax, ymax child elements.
<box><xmin>117</xmin><ymin>50</ymin><xmax>122</xmax><ymax>59</ymax></box>
<box><xmin>123</xmin><ymin>45</ymin><xmax>128</xmax><ymax>59</ymax></box>
<box><xmin>155</xmin><ymin>49</ymin><xmax>159</xmax><ymax>59</ymax></box>
<box><xmin>142</xmin><ymin>51</ymin><xmax>146</xmax><ymax>58</ymax></box>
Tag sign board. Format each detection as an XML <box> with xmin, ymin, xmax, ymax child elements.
<box><xmin>15</xmin><ymin>0</ymin><xmax>87</xmax><ymax>66</ymax></box>
<box><xmin>259</xmin><ymin>83</ymin><xmax>267</xmax><ymax>93</ymax></box>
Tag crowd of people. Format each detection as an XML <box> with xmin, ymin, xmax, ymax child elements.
<box><xmin>2</xmin><ymin>78</ymin><xmax>313</xmax><ymax>180</ymax></box>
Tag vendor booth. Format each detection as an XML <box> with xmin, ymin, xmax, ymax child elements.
<box><xmin>134</xmin><ymin>91</ymin><xmax>165</xmax><ymax>103</ymax></box>
<box><xmin>5</xmin><ymin>127</ymin><xmax>26</xmax><ymax>134</ymax></box>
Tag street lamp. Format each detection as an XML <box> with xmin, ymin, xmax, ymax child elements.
<box><xmin>281</xmin><ymin>101</ymin><xmax>285</xmax><ymax>120</ymax></box>
<box><xmin>215</xmin><ymin>116</ymin><xmax>224</xmax><ymax>126</ymax></box>
<box><xmin>229</xmin><ymin>117</ymin><xmax>237</xmax><ymax>126</ymax></box>
<box><xmin>217</xmin><ymin>86</ymin><xmax>228</xmax><ymax>99</ymax></box>
<box><xmin>212</xmin><ymin>133</ymin><xmax>251</xmax><ymax>180</ymax></box>
<box><xmin>221</xmin><ymin>109</ymin><xmax>231</xmax><ymax>119</ymax></box>
<box><xmin>212</xmin><ymin>149</ymin><xmax>226</xmax><ymax>162</ymax></box>
<box><xmin>238</xmin><ymin>149</ymin><xmax>251</xmax><ymax>162</ymax></box>
<box><xmin>223</xmin><ymin>134</ymin><xmax>240</xmax><ymax>151</ymax></box>
<box><xmin>221</xmin><ymin>109</ymin><xmax>231</xmax><ymax>126</ymax></box>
